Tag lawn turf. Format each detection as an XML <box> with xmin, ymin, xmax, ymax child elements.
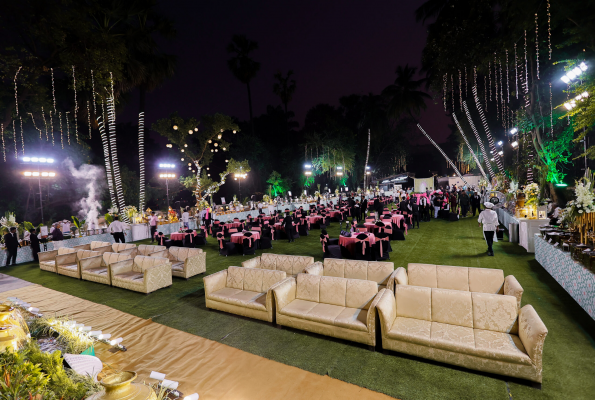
<box><xmin>2</xmin><ymin>211</ymin><xmax>594</xmax><ymax>400</ymax></box>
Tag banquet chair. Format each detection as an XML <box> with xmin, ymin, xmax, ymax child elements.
<box><xmin>183</xmin><ymin>230</ymin><xmax>196</xmax><ymax>248</ymax></box>
<box><xmin>374</xmin><ymin>233</ymin><xmax>391</xmax><ymax>261</ymax></box>
<box><xmin>365</xmin><ymin>216</ymin><xmax>375</xmax><ymax>222</ymax></box>
<box><xmin>319</xmin><ymin>215</ymin><xmax>328</xmax><ymax>230</ymax></box>
<box><xmin>260</xmin><ymin>227</ymin><xmax>273</xmax><ymax>249</ymax></box>
<box><xmin>298</xmin><ymin>220</ymin><xmax>308</xmax><ymax>236</ymax></box>
<box><xmin>242</xmin><ymin>232</ymin><xmax>257</xmax><ymax>256</ymax></box>
<box><xmin>354</xmin><ymin>233</ymin><xmax>371</xmax><ymax>261</ymax></box>
<box><xmin>194</xmin><ymin>226</ymin><xmax>207</xmax><ymax>246</ymax></box>
<box><xmin>252</xmin><ymin>226</ymin><xmax>262</xmax><ymax>233</ymax></box>
<box><xmin>216</xmin><ymin>232</ymin><xmax>236</xmax><ymax>257</ymax></box>
<box><xmin>320</xmin><ymin>233</ymin><xmax>341</xmax><ymax>259</ymax></box>
<box><xmin>356</xmin><ymin>224</ymin><xmax>368</xmax><ymax>233</ymax></box>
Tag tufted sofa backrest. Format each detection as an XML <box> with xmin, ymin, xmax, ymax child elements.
<box><xmin>296</xmin><ymin>274</ymin><xmax>378</xmax><ymax>310</ymax></box>
<box><xmin>225</xmin><ymin>266</ymin><xmax>286</xmax><ymax>292</ymax></box>
<box><xmin>323</xmin><ymin>259</ymin><xmax>394</xmax><ymax>286</ymax></box>
<box><xmin>407</xmin><ymin>263</ymin><xmax>505</xmax><ymax>294</ymax></box>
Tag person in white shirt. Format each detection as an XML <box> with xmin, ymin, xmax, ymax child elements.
<box><xmin>149</xmin><ymin>212</ymin><xmax>159</xmax><ymax>242</ymax></box>
<box><xmin>478</xmin><ymin>202</ymin><xmax>499</xmax><ymax>256</ymax></box>
<box><xmin>182</xmin><ymin>207</ymin><xmax>190</xmax><ymax>228</ymax></box>
<box><xmin>108</xmin><ymin>216</ymin><xmax>129</xmax><ymax>243</ymax></box>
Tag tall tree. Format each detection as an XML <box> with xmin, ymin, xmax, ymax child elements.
<box><xmin>227</xmin><ymin>34</ymin><xmax>260</xmax><ymax>135</ymax></box>
<box><xmin>273</xmin><ymin>70</ymin><xmax>296</xmax><ymax>115</ymax></box>
<box><xmin>382</xmin><ymin>65</ymin><xmax>431</xmax><ymax>121</ymax></box>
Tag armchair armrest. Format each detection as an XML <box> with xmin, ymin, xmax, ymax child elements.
<box><xmin>266</xmin><ymin>277</ymin><xmax>290</xmax><ymax>319</ymax></box>
<box><xmin>73</xmin><ymin>244</ymin><xmax>91</xmax><ymax>251</ymax></box>
<box><xmin>203</xmin><ymin>269</ymin><xmax>228</xmax><ymax>296</ymax></box>
<box><xmin>393</xmin><ymin>267</ymin><xmax>408</xmax><ymax>286</ymax></box>
<box><xmin>143</xmin><ymin>262</ymin><xmax>172</xmax><ymax>293</ymax></box>
<box><xmin>56</xmin><ymin>252</ymin><xmax>77</xmax><ymax>266</ymax></box>
<box><xmin>38</xmin><ymin>250</ymin><xmax>58</xmax><ymax>262</ymax></box>
<box><xmin>385</xmin><ymin>269</ymin><xmax>401</xmax><ymax>293</ymax></box>
<box><xmin>375</xmin><ymin>289</ymin><xmax>397</xmax><ymax>334</ymax></box>
<box><xmin>183</xmin><ymin>252</ymin><xmax>206</xmax><ymax>278</ymax></box>
<box><xmin>519</xmin><ymin>305</ymin><xmax>548</xmax><ymax>371</ymax></box>
<box><xmin>366</xmin><ymin>290</ymin><xmax>385</xmax><ymax>338</ymax></box>
<box><xmin>79</xmin><ymin>255</ymin><xmax>103</xmax><ymax>271</ymax></box>
<box><xmin>272</xmin><ymin>278</ymin><xmax>296</xmax><ymax>312</ymax></box>
<box><xmin>110</xmin><ymin>259</ymin><xmax>134</xmax><ymax>276</ymax></box>
<box><xmin>504</xmin><ymin>275</ymin><xmax>524</xmax><ymax>309</ymax></box>
<box><xmin>241</xmin><ymin>256</ymin><xmax>261</xmax><ymax>269</ymax></box>
<box><xmin>303</xmin><ymin>262</ymin><xmax>323</xmax><ymax>276</ymax></box>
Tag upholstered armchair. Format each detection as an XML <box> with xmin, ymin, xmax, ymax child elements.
<box><xmin>38</xmin><ymin>247</ymin><xmax>77</xmax><ymax>273</ymax></box>
<box><xmin>73</xmin><ymin>241</ymin><xmax>112</xmax><ymax>254</ymax></box>
<box><xmin>134</xmin><ymin>244</ymin><xmax>166</xmax><ymax>257</ymax></box>
<box><xmin>80</xmin><ymin>252</ymin><xmax>133</xmax><ymax>285</ymax></box>
<box><xmin>110</xmin><ymin>255</ymin><xmax>172</xmax><ymax>294</ymax></box>
<box><xmin>111</xmin><ymin>243</ymin><xmax>137</xmax><ymax>255</ymax></box>
<box><xmin>149</xmin><ymin>246</ymin><xmax>206</xmax><ymax>279</ymax></box>
<box><xmin>55</xmin><ymin>249</ymin><xmax>101</xmax><ymax>279</ymax></box>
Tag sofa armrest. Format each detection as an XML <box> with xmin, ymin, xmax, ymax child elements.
<box><xmin>38</xmin><ymin>250</ymin><xmax>58</xmax><ymax>262</ymax></box>
<box><xmin>393</xmin><ymin>267</ymin><xmax>408</xmax><ymax>286</ymax></box>
<box><xmin>266</xmin><ymin>278</ymin><xmax>290</xmax><ymax>320</ymax></box>
<box><xmin>73</xmin><ymin>244</ymin><xmax>91</xmax><ymax>251</ymax></box>
<box><xmin>385</xmin><ymin>269</ymin><xmax>400</xmax><ymax>293</ymax></box>
<box><xmin>366</xmin><ymin>290</ymin><xmax>384</xmax><ymax>335</ymax></box>
<box><xmin>241</xmin><ymin>256</ymin><xmax>261</xmax><ymax>269</ymax></box>
<box><xmin>272</xmin><ymin>277</ymin><xmax>296</xmax><ymax>313</ymax></box>
<box><xmin>79</xmin><ymin>255</ymin><xmax>102</xmax><ymax>271</ymax></box>
<box><xmin>149</xmin><ymin>249</ymin><xmax>169</xmax><ymax>259</ymax></box>
<box><xmin>203</xmin><ymin>270</ymin><xmax>228</xmax><ymax>297</ymax></box>
<box><xmin>56</xmin><ymin>252</ymin><xmax>77</xmax><ymax>266</ymax></box>
<box><xmin>375</xmin><ymin>289</ymin><xmax>397</xmax><ymax>335</ymax></box>
<box><xmin>519</xmin><ymin>305</ymin><xmax>548</xmax><ymax>371</ymax></box>
<box><xmin>182</xmin><ymin>252</ymin><xmax>206</xmax><ymax>278</ymax></box>
<box><xmin>303</xmin><ymin>263</ymin><xmax>323</xmax><ymax>276</ymax></box>
<box><xmin>504</xmin><ymin>275</ymin><xmax>524</xmax><ymax>309</ymax></box>
<box><xmin>144</xmin><ymin>262</ymin><xmax>172</xmax><ymax>293</ymax></box>
<box><xmin>111</xmin><ymin>259</ymin><xmax>134</xmax><ymax>276</ymax></box>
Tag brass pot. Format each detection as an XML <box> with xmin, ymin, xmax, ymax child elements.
<box><xmin>89</xmin><ymin>371</ymin><xmax>156</xmax><ymax>400</ymax></box>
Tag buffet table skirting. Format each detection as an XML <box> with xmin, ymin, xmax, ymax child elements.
<box><xmin>535</xmin><ymin>234</ymin><xmax>595</xmax><ymax>321</ymax></box>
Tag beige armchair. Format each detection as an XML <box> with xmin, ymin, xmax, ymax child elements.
<box><xmin>304</xmin><ymin>259</ymin><xmax>397</xmax><ymax>291</ymax></box>
<box><xmin>110</xmin><ymin>255</ymin><xmax>172</xmax><ymax>294</ymax></box>
<box><xmin>376</xmin><ymin>286</ymin><xmax>547</xmax><ymax>383</ymax></box>
<box><xmin>273</xmin><ymin>274</ymin><xmax>382</xmax><ymax>347</ymax></box>
<box><xmin>73</xmin><ymin>241</ymin><xmax>112</xmax><ymax>254</ymax></box>
<box><xmin>149</xmin><ymin>246</ymin><xmax>206</xmax><ymax>279</ymax></box>
<box><xmin>80</xmin><ymin>252</ymin><xmax>133</xmax><ymax>285</ymax></box>
<box><xmin>56</xmin><ymin>250</ymin><xmax>101</xmax><ymax>279</ymax></box>
<box><xmin>394</xmin><ymin>263</ymin><xmax>524</xmax><ymax>309</ymax></box>
<box><xmin>204</xmin><ymin>266</ymin><xmax>287</xmax><ymax>322</ymax></box>
<box><xmin>111</xmin><ymin>243</ymin><xmax>137</xmax><ymax>255</ymax></box>
<box><xmin>134</xmin><ymin>244</ymin><xmax>166</xmax><ymax>257</ymax></box>
<box><xmin>242</xmin><ymin>253</ymin><xmax>314</xmax><ymax>277</ymax></box>
<box><xmin>38</xmin><ymin>247</ymin><xmax>77</xmax><ymax>273</ymax></box>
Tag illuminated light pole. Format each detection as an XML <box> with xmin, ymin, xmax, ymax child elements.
<box><xmin>158</xmin><ymin>163</ymin><xmax>176</xmax><ymax>209</ymax></box>
<box><xmin>22</xmin><ymin>157</ymin><xmax>56</xmax><ymax>223</ymax></box>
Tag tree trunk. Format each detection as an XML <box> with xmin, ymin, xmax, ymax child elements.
<box><xmin>247</xmin><ymin>82</ymin><xmax>255</xmax><ymax>135</ymax></box>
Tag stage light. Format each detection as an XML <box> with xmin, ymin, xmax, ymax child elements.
<box><xmin>511</xmin><ymin>141</ymin><xmax>519</xmax><ymax>148</ymax></box>
<box><xmin>23</xmin><ymin>157</ymin><xmax>31</xmax><ymax>161</ymax></box>
<box><xmin>304</xmin><ymin>171</ymin><xmax>312</xmax><ymax>176</ymax></box>
<box><xmin>561</xmin><ymin>63</ymin><xmax>587</xmax><ymax>82</ymax></box>
<box><xmin>41</xmin><ymin>172</ymin><xmax>48</xmax><ymax>177</ymax></box>
<box><xmin>24</xmin><ymin>172</ymin><xmax>32</xmax><ymax>176</ymax></box>
<box><xmin>304</xmin><ymin>164</ymin><xmax>311</xmax><ymax>168</ymax></box>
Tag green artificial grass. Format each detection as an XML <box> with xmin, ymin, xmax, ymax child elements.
<box><xmin>3</xmin><ymin>212</ymin><xmax>595</xmax><ymax>400</ymax></box>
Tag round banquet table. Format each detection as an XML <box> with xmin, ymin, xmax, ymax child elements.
<box><xmin>223</xmin><ymin>222</ymin><xmax>242</xmax><ymax>229</ymax></box>
<box><xmin>363</xmin><ymin>222</ymin><xmax>380</xmax><ymax>233</ymax></box>
<box><xmin>230</xmin><ymin>232</ymin><xmax>260</xmax><ymax>244</ymax></box>
<box><xmin>328</xmin><ymin>210</ymin><xmax>342</xmax><ymax>218</ymax></box>
<box><xmin>306</xmin><ymin>216</ymin><xmax>323</xmax><ymax>224</ymax></box>
<box><xmin>169</xmin><ymin>231</ymin><xmax>196</xmax><ymax>241</ymax></box>
<box><xmin>391</xmin><ymin>214</ymin><xmax>404</xmax><ymax>225</ymax></box>
<box><xmin>339</xmin><ymin>233</ymin><xmax>376</xmax><ymax>254</ymax></box>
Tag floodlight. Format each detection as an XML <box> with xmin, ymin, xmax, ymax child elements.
<box><xmin>511</xmin><ymin>141</ymin><xmax>519</xmax><ymax>148</ymax></box>
<box><xmin>39</xmin><ymin>158</ymin><xmax>46</xmax><ymax>162</ymax></box>
<box><xmin>304</xmin><ymin>171</ymin><xmax>312</xmax><ymax>176</ymax></box>
<box><xmin>41</xmin><ymin>172</ymin><xmax>49</xmax><ymax>177</ymax></box>
<box><xmin>24</xmin><ymin>172</ymin><xmax>32</xmax><ymax>176</ymax></box>
<box><xmin>23</xmin><ymin>157</ymin><xmax>31</xmax><ymax>161</ymax></box>
<box><xmin>366</xmin><ymin>166</ymin><xmax>371</xmax><ymax>170</ymax></box>
<box><xmin>32</xmin><ymin>172</ymin><xmax>39</xmax><ymax>177</ymax></box>
<box><xmin>304</xmin><ymin>164</ymin><xmax>311</xmax><ymax>168</ymax></box>
<box><xmin>497</xmin><ymin>141</ymin><xmax>503</xmax><ymax>146</ymax></box>
<box><xmin>31</xmin><ymin>157</ymin><xmax>39</xmax><ymax>162</ymax></box>
<box><xmin>579</xmin><ymin>62</ymin><xmax>588</xmax><ymax>71</ymax></box>
<box><xmin>498</xmin><ymin>151</ymin><xmax>504</xmax><ymax>156</ymax></box>
<box><xmin>561</xmin><ymin>76</ymin><xmax>570</xmax><ymax>84</ymax></box>
<box><xmin>510</xmin><ymin>127</ymin><xmax>518</xmax><ymax>134</ymax></box>
<box><xmin>47</xmin><ymin>159</ymin><xmax>54</xmax><ymax>163</ymax></box>
<box><xmin>572</xmin><ymin>67</ymin><xmax>582</xmax><ymax>76</ymax></box>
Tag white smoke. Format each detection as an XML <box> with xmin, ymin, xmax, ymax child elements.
<box><xmin>63</xmin><ymin>158</ymin><xmax>105</xmax><ymax>230</ymax></box>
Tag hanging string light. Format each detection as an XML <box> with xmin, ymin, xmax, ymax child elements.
<box><xmin>515</xmin><ymin>43</ymin><xmax>518</xmax><ymax>99</ymax></box>
<box><xmin>12</xmin><ymin>121</ymin><xmax>17</xmax><ymax>158</ymax></box>
<box><xmin>87</xmin><ymin>101</ymin><xmax>91</xmax><ymax>139</ymax></box>
<box><xmin>138</xmin><ymin>111</ymin><xmax>145</xmax><ymax>211</ymax></box>
<box><xmin>547</xmin><ymin>0</ymin><xmax>552</xmax><ymax>60</ymax></box>
<box><xmin>489</xmin><ymin>61</ymin><xmax>492</xmax><ymax>101</ymax></box>
<box><xmin>458</xmin><ymin>69</ymin><xmax>463</xmax><ymax>111</ymax></box>
<box><xmin>72</xmin><ymin>65</ymin><xmax>79</xmax><ymax>143</ymax></box>
<box><xmin>499</xmin><ymin>58</ymin><xmax>504</xmax><ymax>105</ymax></box>
<box><xmin>41</xmin><ymin>107</ymin><xmax>48</xmax><ymax>141</ymax></box>
<box><xmin>473</xmin><ymin>66</ymin><xmax>477</xmax><ymax>90</ymax></box>
<box><xmin>49</xmin><ymin>111</ymin><xmax>54</xmax><ymax>145</ymax></box>
<box><xmin>535</xmin><ymin>13</ymin><xmax>540</xmax><ymax>79</ymax></box>
<box><xmin>472</xmin><ymin>86</ymin><xmax>504</xmax><ymax>173</ymax></box>
<box><xmin>98</xmin><ymin>101</ymin><xmax>116</xmax><ymax>206</ymax></box>
<box><xmin>463</xmin><ymin>101</ymin><xmax>494</xmax><ymax>179</ymax></box>
<box><xmin>59</xmin><ymin>112</ymin><xmax>64</xmax><ymax>149</ymax></box>
<box><xmin>451</xmin><ymin>74</ymin><xmax>455</xmax><ymax>111</ymax></box>
<box><xmin>14</xmin><ymin>66</ymin><xmax>22</xmax><ymax>116</ymax></box>
<box><xmin>494</xmin><ymin>55</ymin><xmax>499</xmax><ymax>120</ymax></box>
<box><xmin>91</xmin><ymin>70</ymin><xmax>97</xmax><ymax>115</ymax></box>
<box><xmin>107</xmin><ymin>93</ymin><xmax>126</xmax><ymax>215</ymax></box>
<box><xmin>452</xmin><ymin>113</ymin><xmax>488</xmax><ymax>181</ymax></box>
<box><xmin>65</xmin><ymin>111</ymin><xmax>71</xmax><ymax>145</ymax></box>
<box><xmin>524</xmin><ymin>30</ymin><xmax>528</xmax><ymax>86</ymax></box>
<box><xmin>51</xmin><ymin>68</ymin><xmax>56</xmax><ymax>113</ymax></box>
<box><xmin>464</xmin><ymin>66</ymin><xmax>468</xmax><ymax>98</ymax></box>
<box><xmin>28</xmin><ymin>112</ymin><xmax>42</xmax><ymax>139</ymax></box>
<box><xmin>550</xmin><ymin>82</ymin><xmax>553</xmax><ymax>136</ymax></box>
<box><xmin>443</xmin><ymin>73</ymin><xmax>447</xmax><ymax>112</ymax></box>
<box><xmin>506</xmin><ymin>50</ymin><xmax>510</xmax><ymax>102</ymax></box>
<box><xmin>19</xmin><ymin>117</ymin><xmax>24</xmax><ymax>156</ymax></box>
<box><xmin>484</xmin><ymin>75</ymin><xmax>488</xmax><ymax>112</ymax></box>
<box><xmin>0</xmin><ymin>124</ymin><xmax>4</xmax><ymax>161</ymax></box>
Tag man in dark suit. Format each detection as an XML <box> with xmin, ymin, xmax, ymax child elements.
<box><xmin>29</xmin><ymin>228</ymin><xmax>40</xmax><ymax>262</ymax></box>
<box><xmin>283</xmin><ymin>212</ymin><xmax>295</xmax><ymax>243</ymax></box>
<box><xmin>471</xmin><ymin>192</ymin><xmax>482</xmax><ymax>216</ymax></box>
<box><xmin>4</xmin><ymin>227</ymin><xmax>20</xmax><ymax>266</ymax></box>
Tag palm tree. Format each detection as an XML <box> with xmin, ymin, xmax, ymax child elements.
<box><xmin>382</xmin><ymin>64</ymin><xmax>431</xmax><ymax>121</ymax></box>
<box><xmin>273</xmin><ymin>70</ymin><xmax>296</xmax><ymax>114</ymax></box>
<box><xmin>227</xmin><ymin>34</ymin><xmax>260</xmax><ymax>134</ymax></box>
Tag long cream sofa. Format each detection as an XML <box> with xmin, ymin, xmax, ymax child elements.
<box><xmin>110</xmin><ymin>255</ymin><xmax>172</xmax><ymax>294</ymax></box>
<box><xmin>395</xmin><ymin>264</ymin><xmax>524</xmax><ymax>308</ymax></box>
<box><xmin>80</xmin><ymin>252</ymin><xmax>133</xmax><ymax>285</ymax></box>
<box><xmin>242</xmin><ymin>253</ymin><xmax>314</xmax><ymax>277</ymax></box>
<box><xmin>56</xmin><ymin>250</ymin><xmax>101</xmax><ymax>279</ymax></box>
<box><xmin>304</xmin><ymin>259</ymin><xmax>397</xmax><ymax>291</ymax></box>
<box><xmin>204</xmin><ymin>266</ymin><xmax>287</xmax><ymax>322</ymax></box>
<box><xmin>38</xmin><ymin>247</ymin><xmax>78</xmax><ymax>273</ymax></box>
<box><xmin>376</xmin><ymin>285</ymin><xmax>548</xmax><ymax>383</ymax></box>
<box><xmin>273</xmin><ymin>274</ymin><xmax>381</xmax><ymax>347</ymax></box>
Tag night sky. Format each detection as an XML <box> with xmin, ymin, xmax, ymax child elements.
<box><xmin>121</xmin><ymin>0</ymin><xmax>451</xmax><ymax>144</ymax></box>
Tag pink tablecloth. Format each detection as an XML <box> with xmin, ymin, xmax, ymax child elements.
<box><xmin>306</xmin><ymin>216</ymin><xmax>322</xmax><ymax>223</ymax></box>
<box><xmin>339</xmin><ymin>233</ymin><xmax>376</xmax><ymax>253</ymax></box>
<box><xmin>223</xmin><ymin>222</ymin><xmax>242</xmax><ymax>229</ymax></box>
<box><xmin>328</xmin><ymin>211</ymin><xmax>342</xmax><ymax>218</ymax></box>
<box><xmin>169</xmin><ymin>231</ymin><xmax>197</xmax><ymax>241</ymax></box>
<box><xmin>230</xmin><ymin>232</ymin><xmax>260</xmax><ymax>244</ymax></box>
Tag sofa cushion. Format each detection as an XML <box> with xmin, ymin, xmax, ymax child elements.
<box><xmin>243</xmin><ymin>268</ymin><xmax>263</xmax><ymax>292</ymax></box>
<box><xmin>468</xmin><ymin>267</ymin><xmax>505</xmax><ymax>294</ymax></box>
<box><xmin>103</xmin><ymin>252</ymin><xmax>128</xmax><ymax>266</ymax></box>
<box><xmin>281</xmin><ymin>299</ymin><xmax>318</xmax><ymax>318</ymax></box>
<box><xmin>226</xmin><ymin>266</ymin><xmax>245</xmax><ymax>290</ymax></box>
<box><xmin>171</xmin><ymin>262</ymin><xmax>184</xmax><ymax>272</ymax></box>
<box><xmin>408</xmin><ymin>263</ymin><xmax>437</xmax><ymax>288</ymax></box>
<box><xmin>344</xmin><ymin>260</ymin><xmax>368</xmax><ymax>281</ymax></box>
<box><xmin>472</xmin><ymin>292</ymin><xmax>518</xmax><ymax>333</ymax></box>
<box><xmin>296</xmin><ymin>274</ymin><xmax>320</xmax><ymax>302</ymax></box>
<box><xmin>324</xmin><ymin>259</ymin><xmax>345</xmax><ymax>277</ymax></box>
<box><xmin>77</xmin><ymin>250</ymin><xmax>99</xmax><ymax>260</ymax></box>
<box><xmin>319</xmin><ymin>276</ymin><xmax>347</xmax><ymax>307</ymax></box>
<box><xmin>225</xmin><ymin>290</ymin><xmax>267</xmax><ymax>311</ymax></box>
<box><xmin>208</xmin><ymin>287</ymin><xmax>242</xmax><ymax>302</ymax></box>
<box><xmin>261</xmin><ymin>270</ymin><xmax>287</xmax><ymax>291</ymax></box>
<box><xmin>368</xmin><ymin>262</ymin><xmax>394</xmax><ymax>285</ymax></box>
<box><xmin>388</xmin><ymin>317</ymin><xmax>432</xmax><ymax>346</ymax></box>
<box><xmin>116</xmin><ymin>271</ymin><xmax>144</xmax><ymax>281</ymax></box>
<box><xmin>91</xmin><ymin>241</ymin><xmax>111</xmax><ymax>250</ymax></box>
<box><xmin>176</xmin><ymin>247</ymin><xmax>190</xmax><ymax>261</ymax></box>
<box><xmin>431</xmin><ymin>288</ymin><xmax>473</xmax><ymax>328</ymax></box>
<box><xmin>436</xmin><ymin>265</ymin><xmax>469</xmax><ymax>291</ymax></box>
<box><xmin>396</xmin><ymin>285</ymin><xmax>431</xmax><ymax>321</ymax></box>
<box><xmin>306</xmin><ymin>303</ymin><xmax>344</xmax><ymax>324</ymax></box>
<box><xmin>345</xmin><ymin>279</ymin><xmax>377</xmax><ymax>310</ymax></box>
<box><xmin>430</xmin><ymin>322</ymin><xmax>476</xmax><ymax>355</ymax></box>
<box><xmin>334</xmin><ymin>308</ymin><xmax>368</xmax><ymax>332</ymax></box>
<box><xmin>260</xmin><ymin>253</ymin><xmax>279</xmax><ymax>270</ymax></box>
<box><xmin>58</xmin><ymin>247</ymin><xmax>77</xmax><ymax>255</ymax></box>
<box><xmin>85</xmin><ymin>267</ymin><xmax>108</xmax><ymax>276</ymax></box>
<box><xmin>473</xmin><ymin>330</ymin><xmax>532</xmax><ymax>365</ymax></box>
<box><xmin>60</xmin><ymin>264</ymin><xmax>78</xmax><ymax>271</ymax></box>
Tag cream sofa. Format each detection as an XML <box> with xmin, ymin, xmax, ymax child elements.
<box><xmin>73</xmin><ymin>241</ymin><xmax>112</xmax><ymax>253</ymax></box>
<box><xmin>80</xmin><ymin>252</ymin><xmax>132</xmax><ymax>285</ymax></box>
<box><xmin>395</xmin><ymin>264</ymin><xmax>524</xmax><ymax>309</ymax></box>
<box><xmin>273</xmin><ymin>274</ymin><xmax>381</xmax><ymax>347</ymax></box>
<box><xmin>56</xmin><ymin>250</ymin><xmax>101</xmax><ymax>279</ymax></box>
<box><xmin>242</xmin><ymin>253</ymin><xmax>315</xmax><ymax>277</ymax></box>
<box><xmin>204</xmin><ymin>266</ymin><xmax>287</xmax><ymax>322</ymax></box>
<box><xmin>110</xmin><ymin>255</ymin><xmax>172</xmax><ymax>294</ymax></box>
<box><xmin>38</xmin><ymin>247</ymin><xmax>77</xmax><ymax>273</ymax></box>
<box><xmin>150</xmin><ymin>246</ymin><xmax>206</xmax><ymax>279</ymax></box>
<box><xmin>135</xmin><ymin>244</ymin><xmax>166</xmax><ymax>257</ymax></box>
<box><xmin>111</xmin><ymin>243</ymin><xmax>137</xmax><ymax>255</ymax></box>
<box><xmin>304</xmin><ymin>259</ymin><xmax>397</xmax><ymax>291</ymax></box>
<box><xmin>376</xmin><ymin>285</ymin><xmax>548</xmax><ymax>383</ymax></box>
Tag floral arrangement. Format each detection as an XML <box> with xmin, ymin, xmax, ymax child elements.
<box><xmin>262</xmin><ymin>194</ymin><xmax>271</xmax><ymax>203</ymax></box>
<box><xmin>314</xmin><ymin>190</ymin><xmax>321</xmax><ymax>198</ymax></box>
<box><xmin>122</xmin><ymin>205</ymin><xmax>138</xmax><ymax>221</ymax></box>
<box><xmin>523</xmin><ymin>183</ymin><xmax>540</xmax><ymax>206</ymax></box>
<box><xmin>574</xmin><ymin>179</ymin><xmax>595</xmax><ymax>214</ymax></box>
<box><xmin>107</xmin><ymin>205</ymin><xmax>119</xmax><ymax>215</ymax></box>
<box><xmin>557</xmin><ymin>206</ymin><xmax>572</xmax><ymax>226</ymax></box>
<box><xmin>478</xmin><ymin>178</ymin><xmax>489</xmax><ymax>188</ymax></box>
<box><xmin>334</xmin><ymin>189</ymin><xmax>339</xmax><ymax>196</ymax></box>
<box><xmin>357</xmin><ymin>188</ymin><xmax>362</xmax><ymax>194</ymax></box>
<box><xmin>197</xmin><ymin>199</ymin><xmax>210</xmax><ymax>210</ymax></box>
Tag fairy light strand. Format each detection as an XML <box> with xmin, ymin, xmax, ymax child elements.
<box><xmin>65</xmin><ymin>111</ymin><xmax>71</xmax><ymax>145</ymax></box>
<box><xmin>443</xmin><ymin>73</ymin><xmax>447</xmax><ymax>112</ymax></box>
<box><xmin>108</xmin><ymin>94</ymin><xmax>127</xmax><ymax>218</ymax></box>
<box><xmin>12</xmin><ymin>121</ymin><xmax>17</xmax><ymax>158</ymax></box>
<box><xmin>458</xmin><ymin>69</ymin><xmax>463</xmax><ymax>111</ymax></box>
<box><xmin>59</xmin><ymin>112</ymin><xmax>64</xmax><ymax>149</ymax></box>
<box><xmin>19</xmin><ymin>116</ymin><xmax>24</xmax><ymax>156</ymax></box>
<box><xmin>524</xmin><ymin>30</ymin><xmax>528</xmax><ymax>86</ymax></box>
<box><xmin>452</xmin><ymin>112</ymin><xmax>488</xmax><ymax>181</ymax></box>
<box><xmin>87</xmin><ymin>101</ymin><xmax>91</xmax><ymax>139</ymax></box>
<box><xmin>91</xmin><ymin>70</ymin><xmax>97</xmax><ymax>115</ymax></box>
<box><xmin>547</xmin><ymin>0</ymin><xmax>552</xmax><ymax>60</ymax></box>
<box><xmin>417</xmin><ymin>123</ymin><xmax>468</xmax><ymax>185</ymax></box>
<box><xmin>464</xmin><ymin>65</ymin><xmax>468</xmax><ymax>98</ymax></box>
<box><xmin>99</xmin><ymin>101</ymin><xmax>117</xmax><ymax>206</ymax></box>
<box><xmin>494</xmin><ymin>55</ymin><xmax>499</xmax><ymax>120</ymax></box>
<box><xmin>515</xmin><ymin>43</ymin><xmax>518</xmax><ymax>99</ymax></box>
<box><xmin>51</xmin><ymin>68</ymin><xmax>57</xmax><ymax>113</ymax></box>
<box><xmin>451</xmin><ymin>74</ymin><xmax>455</xmax><ymax>112</ymax></box>
<box><xmin>484</xmin><ymin>75</ymin><xmax>488</xmax><ymax>112</ymax></box>
<box><xmin>72</xmin><ymin>65</ymin><xmax>79</xmax><ymax>143</ymax></box>
<box><xmin>48</xmin><ymin>111</ymin><xmax>54</xmax><ymax>145</ymax></box>
<box><xmin>505</xmin><ymin>50</ymin><xmax>510</xmax><ymax>102</ymax></box>
<box><xmin>489</xmin><ymin>61</ymin><xmax>492</xmax><ymax>101</ymax></box>
<box><xmin>28</xmin><ymin>112</ymin><xmax>42</xmax><ymax>139</ymax></box>
<box><xmin>472</xmin><ymin>86</ymin><xmax>504</xmax><ymax>173</ymax></box>
<box><xmin>14</xmin><ymin>66</ymin><xmax>22</xmax><ymax>116</ymax></box>
<box><xmin>535</xmin><ymin>13</ymin><xmax>539</xmax><ymax>79</ymax></box>
<box><xmin>1</xmin><ymin>124</ymin><xmax>5</xmax><ymax>161</ymax></box>
<box><xmin>138</xmin><ymin>111</ymin><xmax>145</xmax><ymax>211</ymax></box>
<box><xmin>549</xmin><ymin>82</ymin><xmax>553</xmax><ymax>136</ymax></box>
<box><xmin>41</xmin><ymin>107</ymin><xmax>48</xmax><ymax>141</ymax></box>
